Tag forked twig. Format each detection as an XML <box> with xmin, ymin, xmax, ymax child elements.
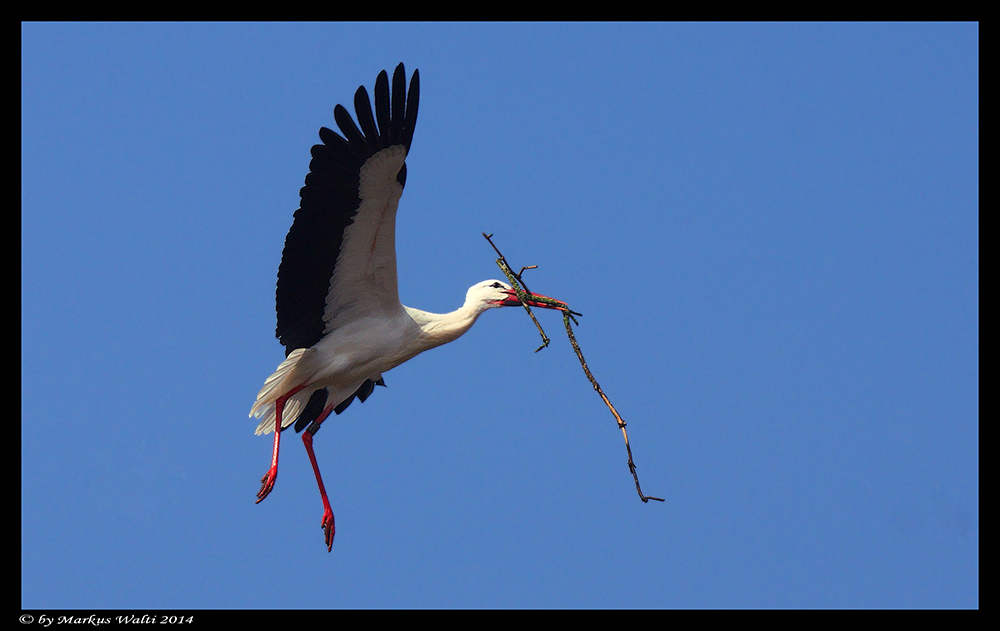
<box><xmin>482</xmin><ymin>233</ymin><xmax>664</xmax><ymax>503</ymax></box>
<box><xmin>484</xmin><ymin>233</ymin><xmax>555</xmax><ymax>352</ymax></box>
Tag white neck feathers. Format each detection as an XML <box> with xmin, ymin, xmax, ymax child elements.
<box><xmin>405</xmin><ymin>293</ymin><xmax>496</xmax><ymax>348</ymax></box>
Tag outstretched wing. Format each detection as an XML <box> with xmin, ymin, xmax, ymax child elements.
<box><xmin>275</xmin><ymin>63</ymin><xmax>420</xmax><ymax>356</ymax></box>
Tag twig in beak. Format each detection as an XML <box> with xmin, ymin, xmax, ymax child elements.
<box><xmin>484</xmin><ymin>232</ymin><xmax>552</xmax><ymax>351</ymax></box>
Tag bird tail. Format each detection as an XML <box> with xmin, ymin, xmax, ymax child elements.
<box><xmin>250</xmin><ymin>347</ymin><xmax>314</xmax><ymax>435</ymax></box>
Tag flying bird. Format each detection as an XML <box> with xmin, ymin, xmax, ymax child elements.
<box><xmin>251</xmin><ymin>63</ymin><xmax>569</xmax><ymax>551</ymax></box>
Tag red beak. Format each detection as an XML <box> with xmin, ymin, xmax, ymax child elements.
<box><xmin>499</xmin><ymin>288</ymin><xmax>572</xmax><ymax>312</ymax></box>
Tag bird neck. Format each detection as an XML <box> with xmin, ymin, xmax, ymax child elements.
<box><xmin>406</xmin><ymin>298</ymin><xmax>491</xmax><ymax>348</ymax></box>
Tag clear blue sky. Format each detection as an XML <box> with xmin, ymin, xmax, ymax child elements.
<box><xmin>22</xmin><ymin>23</ymin><xmax>978</xmax><ymax>608</ymax></box>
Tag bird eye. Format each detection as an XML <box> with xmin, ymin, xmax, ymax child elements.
<box><xmin>491</xmin><ymin>282</ymin><xmax>502</xmax><ymax>288</ymax></box>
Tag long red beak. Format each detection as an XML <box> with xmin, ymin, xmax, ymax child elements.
<box><xmin>498</xmin><ymin>288</ymin><xmax>572</xmax><ymax>312</ymax></box>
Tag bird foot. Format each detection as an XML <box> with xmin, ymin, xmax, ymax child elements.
<box><xmin>256</xmin><ymin>466</ymin><xmax>277</xmax><ymax>503</ymax></box>
<box><xmin>322</xmin><ymin>507</ymin><xmax>335</xmax><ymax>551</ymax></box>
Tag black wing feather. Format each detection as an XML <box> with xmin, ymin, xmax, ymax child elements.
<box><xmin>399</xmin><ymin>70</ymin><xmax>420</xmax><ymax>152</ymax></box>
<box><xmin>374</xmin><ymin>70</ymin><xmax>391</xmax><ymax>148</ymax></box>
<box><xmin>353</xmin><ymin>86</ymin><xmax>379</xmax><ymax>151</ymax></box>
<box><xmin>293</xmin><ymin>378</ymin><xmax>387</xmax><ymax>433</ymax></box>
<box><xmin>390</xmin><ymin>65</ymin><xmax>406</xmax><ymax>146</ymax></box>
<box><xmin>332</xmin><ymin>104</ymin><xmax>367</xmax><ymax>158</ymax></box>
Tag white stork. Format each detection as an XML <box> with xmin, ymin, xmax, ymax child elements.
<box><xmin>250</xmin><ymin>64</ymin><xmax>569</xmax><ymax>551</ymax></box>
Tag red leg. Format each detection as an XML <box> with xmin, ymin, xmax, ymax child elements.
<box><xmin>302</xmin><ymin>403</ymin><xmax>337</xmax><ymax>551</ymax></box>
<box><xmin>256</xmin><ymin>384</ymin><xmax>307</xmax><ymax>503</ymax></box>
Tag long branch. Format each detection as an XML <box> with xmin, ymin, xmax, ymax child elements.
<box><xmin>561</xmin><ymin>311</ymin><xmax>664</xmax><ymax>503</ymax></box>
<box><xmin>483</xmin><ymin>233</ymin><xmax>663</xmax><ymax>504</ymax></box>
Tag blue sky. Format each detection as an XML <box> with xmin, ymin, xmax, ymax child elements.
<box><xmin>22</xmin><ymin>23</ymin><xmax>977</xmax><ymax>608</ymax></box>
